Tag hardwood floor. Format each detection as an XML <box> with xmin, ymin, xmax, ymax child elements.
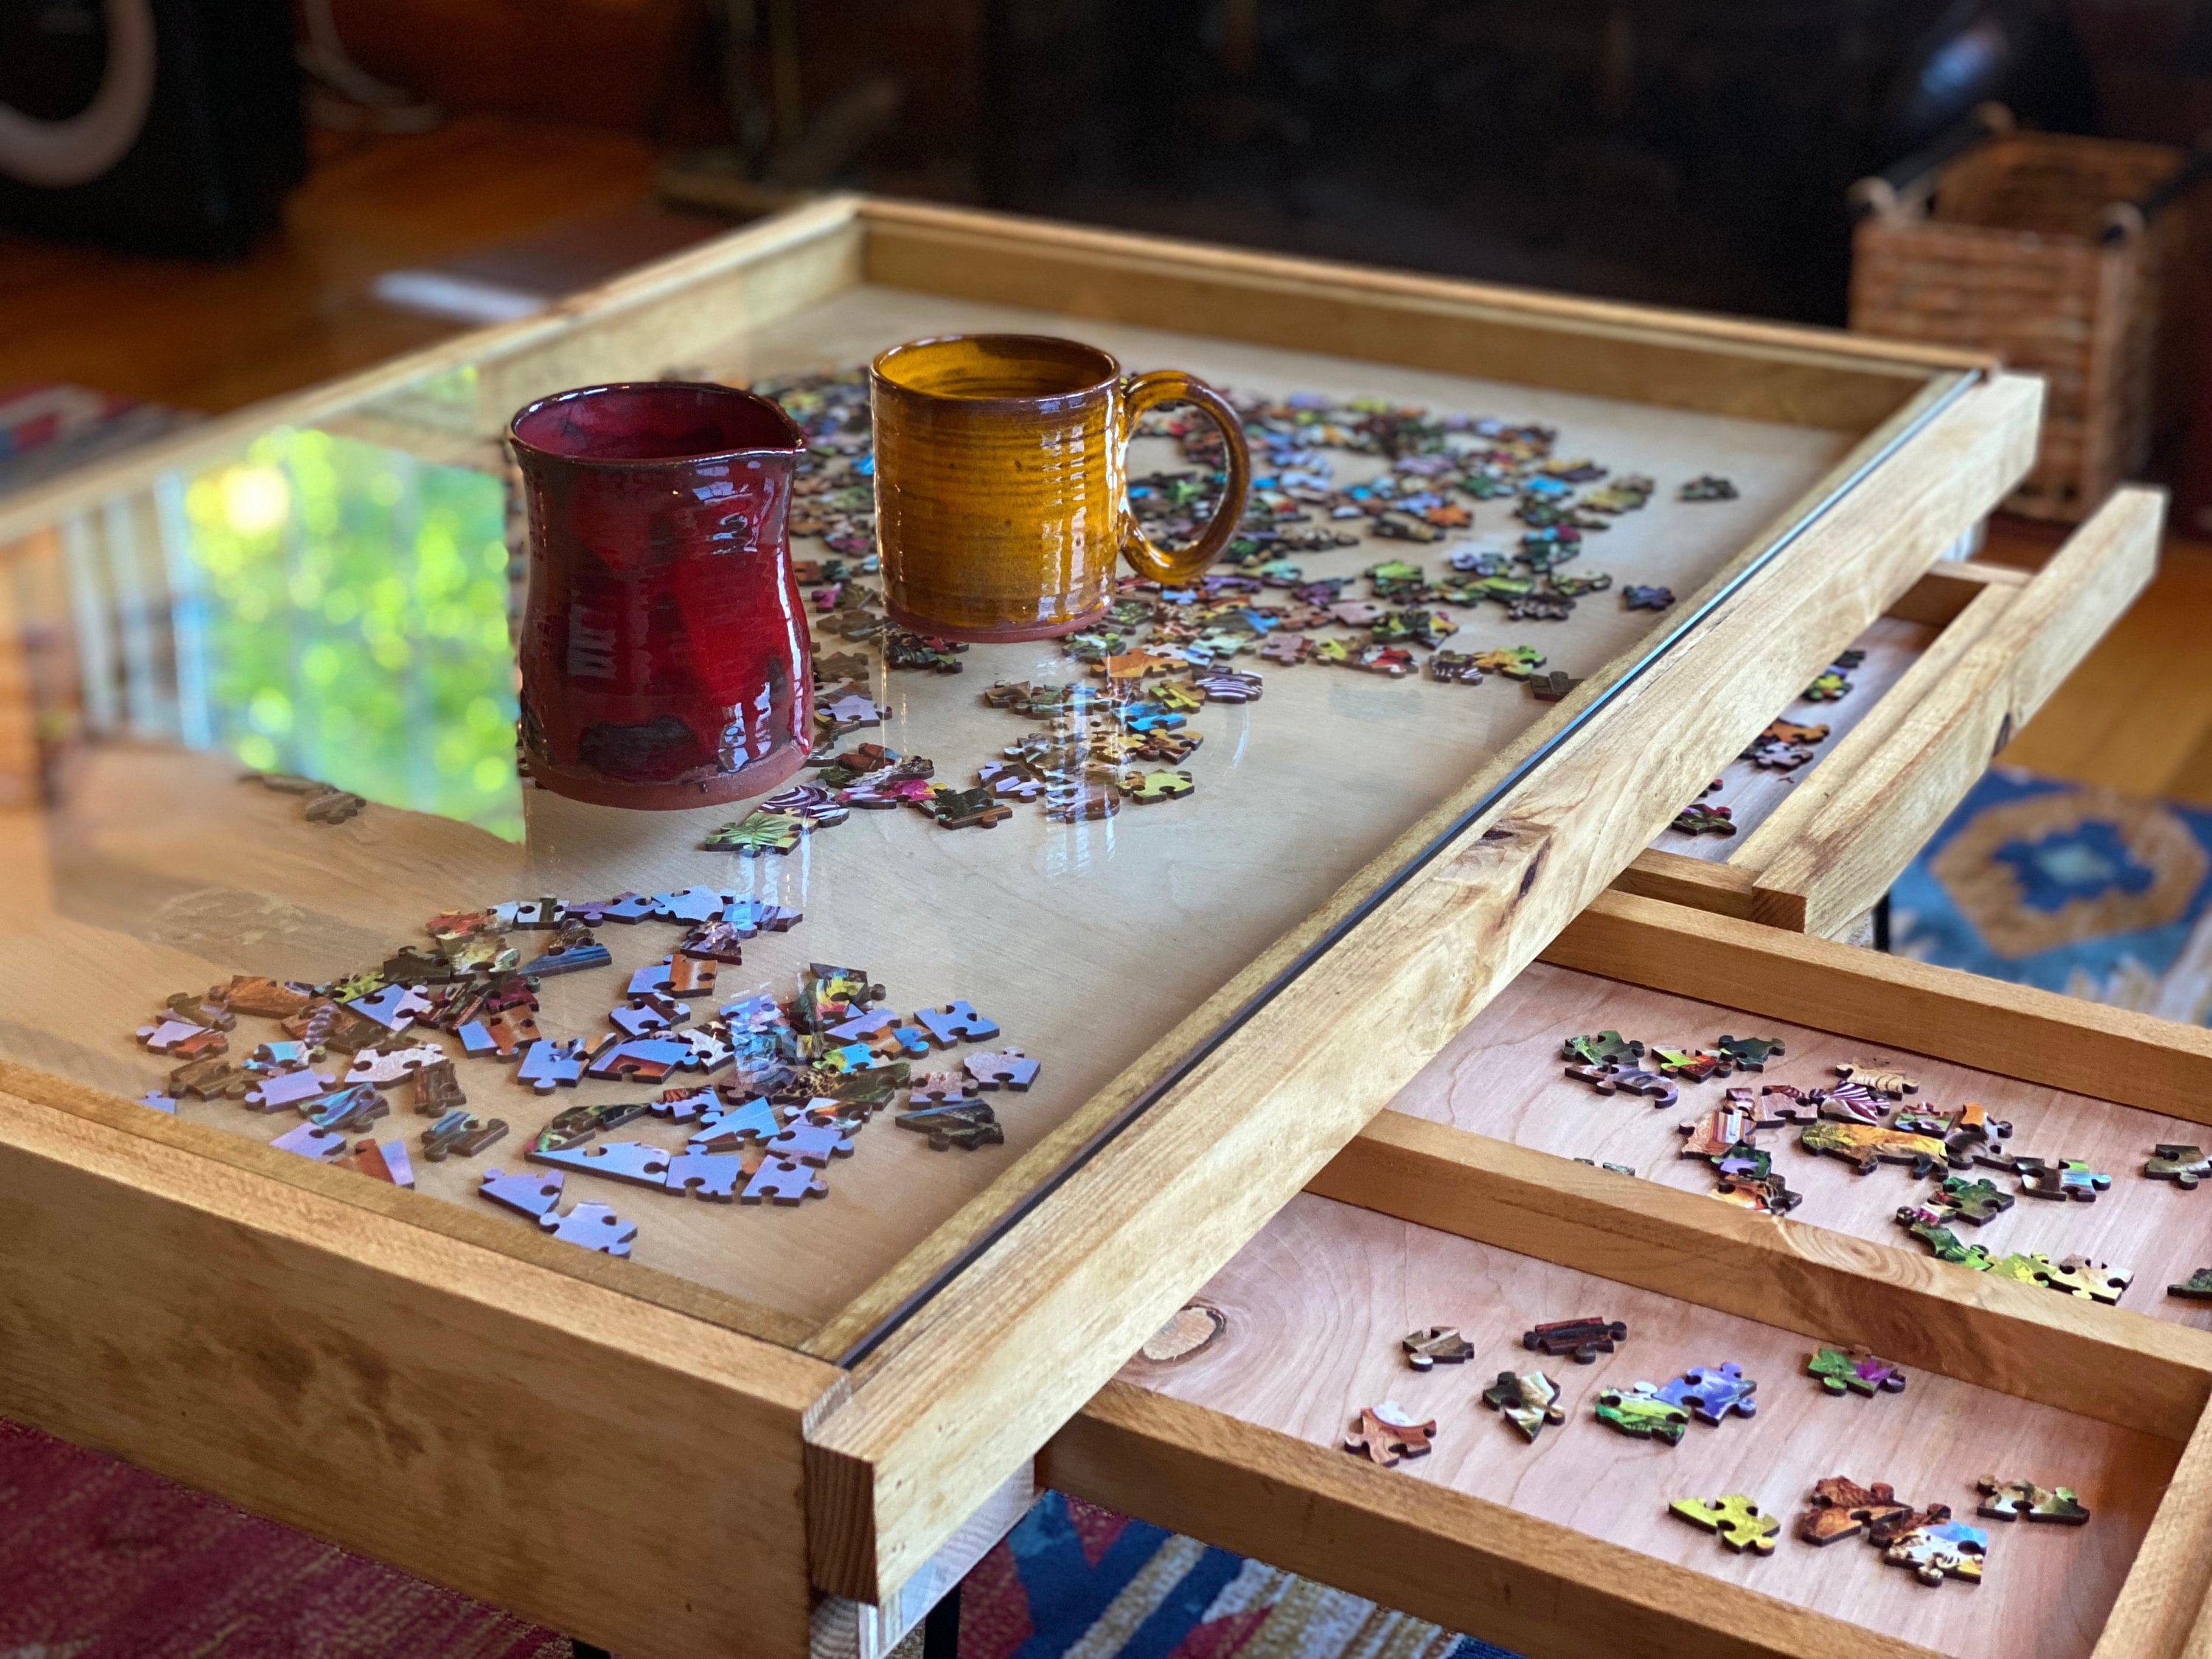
<box><xmin>0</xmin><ymin>115</ymin><xmax>664</xmax><ymax>414</ymax></box>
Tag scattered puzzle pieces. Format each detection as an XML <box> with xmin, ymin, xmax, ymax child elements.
<box><xmin>964</xmin><ymin>1048</ymin><xmax>1040</xmax><ymax>1091</ymax></box>
<box><xmin>742</xmin><ymin>1156</ymin><xmax>829</xmax><ymax>1206</ymax></box>
<box><xmin>1714</xmin><ymin>1034</ymin><xmax>1784</xmax><ymax>1071</ymax></box>
<box><xmin>1669</xmin><ymin>1494</ymin><xmax>1778</xmax><ymax>1555</ymax></box>
<box><xmin>2146</xmin><ymin>1143</ymin><xmax>2212</xmax><ymax>1189</ymax></box>
<box><xmin>478</xmin><ymin>1166</ymin><xmax>565</xmax><ymax>1217</ymax></box>
<box><xmin>1563</xmin><ymin>1031</ymin><xmax>1642</xmax><ymax>1066</ymax></box>
<box><xmin>1798</xmin><ymin>1478</ymin><xmax>1913</xmax><ymax>1545</ymax></box>
<box><xmin>1344</xmin><ymin>1402</ymin><xmax>1437</xmax><ymax>1467</ymax></box>
<box><xmin>1801</xmin><ymin>1120</ymin><xmax>1947</xmax><ymax>1177</ymax></box>
<box><xmin>1670</xmin><ymin>802</ymin><xmax>1735</xmax><ymax>837</ymax></box>
<box><xmin>1481</xmin><ymin>1371</ymin><xmax>1565</xmax><ymax>1442</ymax></box>
<box><xmin>1977</xmin><ymin>1477</ymin><xmax>2090</xmax><ymax>1526</ymax></box>
<box><xmin>896</xmin><ymin>1101</ymin><xmax>1004</xmax><ymax>1150</ymax></box>
<box><xmin>914</xmin><ymin>1001</ymin><xmax>1001</xmax><ymax>1048</ymax></box>
<box><xmin>1835</xmin><ymin>1061</ymin><xmax>1918</xmax><ymax>1099</ymax></box>
<box><xmin>2020</xmin><ymin>1158</ymin><xmax>2111</xmax><ymax>1203</ymax></box>
<box><xmin>1808</xmin><ymin>1346</ymin><xmax>1907</xmax><ymax>1398</ymax></box>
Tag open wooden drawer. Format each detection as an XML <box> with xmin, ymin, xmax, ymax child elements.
<box><xmin>1613</xmin><ymin>487</ymin><xmax>2162</xmax><ymax>939</ymax></box>
<box><xmin>1047</xmin><ymin>891</ymin><xmax>2212</xmax><ymax>1659</ymax></box>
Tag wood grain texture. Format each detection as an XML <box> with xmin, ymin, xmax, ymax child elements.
<box><xmin>1545</xmin><ymin>892</ymin><xmax>2212</xmax><ymax>1123</ymax></box>
<box><xmin>1048</xmin><ymin>1382</ymin><xmax>1940</xmax><ymax>1659</ymax></box>
<box><xmin>1374</xmin><ymin>955</ymin><xmax>2212</xmax><ymax>1351</ymax></box>
<box><xmin>1076</xmin><ymin>1194</ymin><xmax>2172</xmax><ymax>1659</ymax></box>
<box><xmin>802</xmin><ymin>375</ymin><xmax>2039</xmax><ymax>1603</ymax></box>
<box><xmin>1735</xmin><ymin>485</ymin><xmax>2164</xmax><ymax>933</ymax></box>
<box><xmin>859</xmin><ymin>200</ymin><xmax>1989</xmax><ymax>429</ymax></box>
<box><xmin>2091</xmin><ymin>1401</ymin><xmax>2212</xmax><ymax>1659</ymax></box>
<box><xmin>0</xmin><ymin>1086</ymin><xmax>842</xmax><ymax>1659</ymax></box>
<box><xmin>1312</xmin><ymin>1110</ymin><xmax>2212</xmax><ymax>1439</ymax></box>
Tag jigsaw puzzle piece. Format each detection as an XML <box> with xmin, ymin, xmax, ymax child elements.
<box><xmin>1594</xmin><ymin>1382</ymin><xmax>1689</xmax><ymax>1444</ymax></box>
<box><xmin>964</xmin><ymin>1047</ymin><xmax>1040</xmax><ymax>1091</ymax></box>
<box><xmin>1402</xmin><ymin>1327</ymin><xmax>1475</xmax><ymax>1371</ymax></box>
<box><xmin>666</xmin><ymin>1152</ymin><xmax>747</xmax><ymax>1201</ymax></box>
<box><xmin>1479</xmin><ymin>1371</ymin><xmax>1565</xmax><ymax>1442</ymax></box>
<box><xmin>1657</xmin><ymin>1362</ymin><xmax>1758</xmax><ymax>1425</ymax></box>
<box><xmin>1343</xmin><ymin>1402</ymin><xmax>1437</xmax><ymax>1466</ymax></box>
<box><xmin>515</xmin><ymin>1038</ymin><xmax>590</xmax><ymax>1093</ymax></box>
<box><xmin>526</xmin><ymin>1139</ymin><xmax>672</xmax><ymax>1189</ymax></box>
<box><xmin>478</xmin><ymin>1166</ymin><xmax>566</xmax><ymax>1217</ymax></box>
<box><xmin>1977</xmin><ymin>1476</ymin><xmax>2091</xmax><ymax>1526</ymax></box>
<box><xmin>538</xmin><ymin>1201</ymin><xmax>637</xmax><ymax>1256</ymax></box>
<box><xmin>742</xmin><ymin>1157</ymin><xmax>830</xmax><ymax>1205</ymax></box>
<box><xmin>1669</xmin><ymin>1494</ymin><xmax>1779</xmax><ymax>1554</ymax></box>
<box><xmin>1806</xmin><ymin>1346</ymin><xmax>1907</xmax><ymax>1398</ymax></box>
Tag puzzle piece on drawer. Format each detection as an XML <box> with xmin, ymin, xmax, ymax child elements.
<box><xmin>651</xmin><ymin>1087</ymin><xmax>719</xmax><ymax>1122</ymax></box>
<box><xmin>1578</xmin><ymin>1065</ymin><xmax>1678</xmax><ymax>1109</ymax></box>
<box><xmin>1472</xmin><ymin>645</ymin><xmax>1545</xmax><ymax>678</ymax></box>
<box><xmin>139</xmin><ymin>1091</ymin><xmax>178</xmax><ymax>1113</ymax></box>
<box><xmin>1745</xmin><ymin>739</ymin><xmax>1818</xmax><ymax>772</ymax></box>
<box><xmin>219</xmin><ymin>975</ymin><xmax>315</xmax><ymax>1018</ymax></box>
<box><xmin>2146</xmin><ymin>1143</ymin><xmax>2212</xmax><ymax>1188</ymax></box>
<box><xmin>271</xmin><ymin>1121</ymin><xmax>347</xmax><ymax>1162</ymax></box>
<box><xmin>421</xmin><ymin>1109</ymin><xmax>509</xmax><ymax>1161</ymax></box>
<box><xmin>2170</xmin><ymin>1267</ymin><xmax>2212</xmax><ymax>1301</ymax></box>
<box><xmin>1658</xmin><ymin>1363</ymin><xmax>1758</xmax><ymax>1425</ymax></box>
<box><xmin>896</xmin><ymin>1101</ymin><xmax>1004</xmax><ymax>1150</ymax></box>
<box><xmin>586</xmin><ymin>1037</ymin><xmax>689</xmax><ymax>1084</ymax></box>
<box><xmin>765</xmin><ymin>1118</ymin><xmax>855</xmax><ymax>1166</ymax></box>
<box><xmin>137</xmin><ymin>1017</ymin><xmax>226</xmax><ymax>1058</ymax></box>
<box><xmin>743</xmin><ymin>1156</ymin><xmax>829</xmax><ymax>1205</ymax></box>
<box><xmin>1896</xmin><ymin>1211</ymin><xmax>1993</xmax><ymax>1270</ymax></box>
<box><xmin>1987</xmin><ymin>1251</ymin><xmax>2060</xmax><ymax>1290</ymax></box>
<box><xmin>1798</xmin><ymin>1478</ymin><xmax>1912</xmax><ymax>1545</ymax></box>
<box><xmin>1669</xmin><ymin>1494</ymin><xmax>1778</xmax><ymax>1555</ymax></box>
<box><xmin>2019</xmin><ymin>1158</ymin><xmax>2110</xmax><ymax>1202</ymax></box>
<box><xmin>1884</xmin><ymin>1522</ymin><xmax>1986</xmax><ymax>1587</ymax></box>
<box><xmin>1801</xmin><ymin>1121</ymin><xmax>1947</xmax><ymax>1176</ymax></box>
<box><xmin>1480</xmin><ymin>1371</ymin><xmax>1565</xmax><ymax>1442</ymax></box>
<box><xmin>1524</xmin><ymin>1316</ymin><xmax>1627</xmax><ymax>1363</ymax></box>
<box><xmin>538</xmin><ymin>1201</ymin><xmax>636</xmax><ymax>1256</ymax></box>
<box><xmin>170</xmin><ymin>1056</ymin><xmax>247</xmax><ymax>1100</ymax></box>
<box><xmin>1121</xmin><ymin>768</ymin><xmax>1195</xmax><ymax>804</ymax></box>
<box><xmin>1930</xmin><ymin>1175</ymin><xmax>2012</xmax><ymax>1225</ymax></box>
<box><xmin>665</xmin><ymin>1152</ymin><xmax>747</xmax><ymax>1201</ymax></box>
<box><xmin>2042</xmin><ymin>1255</ymin><xmax>2131</xmax><ymax>1305</ymax></box>
<box><xmin>347</xmin><ymin>982</ymin><xmax>434</xmax><ymax>1031</ymax></box>
<box><xmin>1401</xmin><ymin>1327</ymin><xmax>1474</xmax><ymax>1371</ymax></box>
<box><xmin>344</xmin><ymin>1042</ymin><xmax>447</xmax><ymax>1088</ymax></box>
<box><xmin>608</xmin><ymin>1002</ymin><xmax>676</xmax><ymax>1040</ymax></box>
<box><xmin>307</xmin><ymin>1084</ymin><xmax>389</xmax><ymax>1132</ymax></box>
<box><xmin>1803</xmin><ymin>667</ymin><xmax>1854</xmax><ymax>702</ymax></box>
<box><xmin>241</xmin><ymin>1068</ymin><xmax>335</xmax><ymax>1113</ymax></box>
<box><xmin>1652</xmin><ymin>1048</ymin><xmax>1728</xmax><ymax>1083</ymax></box>
<box><xmin>164</xmin><ymin>990</ymin><xmax>237</xmax><ymax>1032</ymax></box>
<box><xmin>519</xmin><ymin>933</ymin><xmax>612</xmax><ymax>977</ymax></box>
<box><xmin>515</xmin><ymin>1039</ymin><xmax>590</xmax><ymax>1093</ymax></box>
<box><xmin>527</xmin><ymin>1139</ymin><xmax>672</xmax><ymax>1189</ymax></box>
<box><xmin>566</xmin><ymin>891</ymin><xmax>657</xmax><ymax>925</ymax></box>
<box><xmin>1678</xmin><ymin>1102</ymin><xmax>1757</xmax><ymax>1161</ymax></box>
<box><xmin>1714</xmin><ymin>1035</ymin><xmax>1784</xmax><ymax>1071</ymax></box>
<box><xmin>243</xmin><ymin>1040</ymin><xmax>323</xmax><ymax>1074</ymax></box>
<box><xmin>1713</xmin><ymin>1164</ymin><xmax>1803</xmax><ymax>1217</ymax></box>
<box><xmin>1808</xmin><ymin>1347</ymin><xmax>1907</xmax><ymax>1398</ymax></box>
<box><xmin>1669</xmin><ymin>802</ymin><xmax>1735</xmax><ymax>837</ymax></box>
<box><xmin>1818</xmin><ymin>1082</ymin><xmax>1886</xmax><ymax>1126</ymax></box>
<box><xmin>914</xmin><ymin>1001</ymin><xmax>1000</xmax><ymax>1049</ymax></box>
<box><xmin>1623</xmin><ymin>585</ymin><xmax>1674</xmax><ymax>611</ymax></box>
<box><xmin>1977</xmin><ymin>1477</ymin><xmax>2090</xmax><ymax>1526</ymax></box>
<box><xmin>478</xmin><ymin>1166</ymin><xmax>566</xmax><ymax>1218</ymax></box>
<box><xmin>1343</xmin><ymin>1402</ymin><xmax>1436</xmax><ymax>1466</ymax></box>
<box><xmin>1834</xmin><ymin>1062</ymin><xmax>1918</xmax><ymax>1099</ymax></box>
<box><xmin>459</xmin><ymin>1009</ymin><xmax>542</xmax><ymax>1060</ymax></box>
<box><xmin>1754</xmin><ymin>1085</ymin><xmax>1822</xmax><ymax>1126</ymax></box>
<box><xmin>1563</xmin><ymin>1031</ymin><xmax>1642</xmax><ymax>1066</ymax></box>
<box><xmin>689</xmin><ymin>1098</ymin><xmax>783</xmax><ymax>1154</ymax></box>
<box><xmin>664</xmin><ymin>954</ymin><xmax>718</xmax><ymax>998</ymax></box>
<box><xmin>965</xmin><ymin>1048</ymin><xmax>1040</xmax><ymax>1091</ymax></box>
<box><xmin>349</xmin><ymin>1138</ymin><xmax>415</xmax><ymax>1188</ymax></box>
<box><xmin>1595</xmin><ymin>1382</ymin><xmax>1688</xmax><ymax>1444</ymax></box>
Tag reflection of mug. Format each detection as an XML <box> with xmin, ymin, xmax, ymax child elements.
<box><xmin>871</xmin><ymin>334</ymin><xmax>1253</xmax><ymax>641</ymax></box>
<box><xmin>509</xmin><ymin>383</ymin><xmax>813</xmax><ymax>810</ymax></box>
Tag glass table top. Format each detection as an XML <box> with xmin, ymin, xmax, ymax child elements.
<box><xmin>0</xmin><ymin>280</ymin><xmax>1885</xmax><ymax>1350</ymax></box>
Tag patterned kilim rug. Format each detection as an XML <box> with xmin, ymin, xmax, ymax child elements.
<box><xmin>1892</xmin><ymin>767</ymin><xmax>2212</xmax><ymax>1020</ymax></box>
<box><xmin>0</xmin><ymin>1418</ymin><xmax>1514</xmax><ymax>1659</ymax></box>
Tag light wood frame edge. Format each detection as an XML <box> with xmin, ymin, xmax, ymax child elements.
<box><xmin>799</xmin><ymin>375</ymin><xmax>2041</xmax><ymax>1601</ymax></box>
<box><xmin>0</xmin><ymin>1085</ymin><xmax>847</xmax><ymax>1659</ymax></box>
<box><xmin>1616</xmin><ymin>487</ymin><xmax>2165</xmax><ymax>935</ymax></box>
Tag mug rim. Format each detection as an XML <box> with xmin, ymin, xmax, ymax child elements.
<box><xmin>870</xmin><ymin>333</ymin><xmax>1122</xmax><ymax>409</ymax></box>
<box><xmin>507</xmin><ymin>380</ymin><xmax>807</xmax><ymax>469</ymax></box>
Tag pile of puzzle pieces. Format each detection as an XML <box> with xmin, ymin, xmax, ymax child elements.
<box><xmin>1559</xmin><ymin>1029</ymin><xmax>2141</xmax><ymax>1307</ymax></box>
<box><xmin>131</xmin><ymin>887</ymin><xmax>1039</xmax><ymax>1255</ymax></box>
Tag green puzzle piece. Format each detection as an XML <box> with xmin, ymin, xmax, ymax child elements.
<box><xmin>1669</xmin><ymin>1492</ymin><xmax>1779</xmax><ymax>1554</ymax></box>
<box><xmin>1562</xmin><ymin>1030</ymin><xmax>1641</xmax><ymax>1066</ymax></box>
<box><xmin>704</xmin><ymin>810</ymin><xmax>807</xmax><ymax>856</ymax></box>
<box><xmin>1930</xmin><ymin>1175</ymin><xmax>2013</xmax><ymax>1225</ymax></box>
<box><xmin>1122</xmin><ymin>769</ymin><xmax>1195</xmax><ymax>804</ymax></box>
<box><xmin>1595</xmin><ymin>1382</ymin><xmax>1688</xmax><ymax>1445</ymax></box>
<box><xmin>2147</xmin><ymin>1143</ymin><xmax>2212</xmax><ymax>1188</ymax></box>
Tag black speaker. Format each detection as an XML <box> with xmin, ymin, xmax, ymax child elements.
<box><xmin>0</xmin><ymin>0</ymin><xmax>305</xmax><ymax>257</ymax></box>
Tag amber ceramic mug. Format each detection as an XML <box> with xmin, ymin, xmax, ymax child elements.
<box><xmin>871</xmin><ymin>333</ymin><xmax>1253</xmax><ymax>641</ymax></box>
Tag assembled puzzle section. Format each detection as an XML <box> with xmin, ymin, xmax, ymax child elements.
<box><xmin>0</xmin><ymin>278</ymin><xmax>1876</xmax><ymax>1338</ymax></box>
<box><xmin>1113</xmin><ymin>1194</ymin><xmax>2166</xmax><ymax>1659</ymax></box>
<box><xmin>1384</xmin><ymin>959</ymin><xmax>2212</xmax><ymax>1326</ymax></box>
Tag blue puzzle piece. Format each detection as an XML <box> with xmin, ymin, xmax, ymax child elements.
<box><xmin>1657</xmin><ymin>1362</ymin><xmax>1759</xmax><ymax>1426</ymax></box>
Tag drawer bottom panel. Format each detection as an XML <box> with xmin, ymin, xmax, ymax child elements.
<box><xmin>1078</xmin><ymin>1194</ymin><xmax>2171</xmax><ymax>1659</ymax></box>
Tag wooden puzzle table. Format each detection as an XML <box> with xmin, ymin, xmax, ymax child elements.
<box><xmin>0</xmin><ymin>198</ymin><xmax>2150</xmax><ymax>1659</ymax></box>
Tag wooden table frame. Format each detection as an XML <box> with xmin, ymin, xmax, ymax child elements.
<box><xmin>0</xmin><ymin>197</ymin><xmax>2044</xmax><ymax>1652</ymax></box>
<box><xmin>1047</xmin><ymin>890</ymin><xmax>2212</xmax><ymax>1659</ymax></box>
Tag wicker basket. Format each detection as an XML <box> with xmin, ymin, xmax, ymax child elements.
<box><xmin>1850</xmin><ymin>132</ymin><xmax>2188</xmax><ymax>521</ymax></box>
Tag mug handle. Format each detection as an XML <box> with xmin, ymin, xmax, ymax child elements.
<box><xmin>1116</xmin><ymin>369</ymin><xmax>1253</xmax><ymax>585</ymax></box>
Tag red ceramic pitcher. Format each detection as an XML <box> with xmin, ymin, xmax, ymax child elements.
<box><xmin>510</xmin><ymin>383</ymin><xmax>813</xmax><ymax>809</ymax></box>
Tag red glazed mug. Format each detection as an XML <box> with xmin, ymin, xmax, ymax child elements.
<box><xmin>509</xmin><ymin>383</ymin><xmax>813</xmax><ymax>809</ymax></box>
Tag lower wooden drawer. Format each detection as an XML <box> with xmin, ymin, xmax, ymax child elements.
<box><xmin>1614</xmin><ymin>487</ymin><xmax>2161</xmax><ymax>937</ymax></box>
<box><xmin>1044</xmin><ymin>890</ymin><xmax>2212</xmax><ymax>1659</ymax></box>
